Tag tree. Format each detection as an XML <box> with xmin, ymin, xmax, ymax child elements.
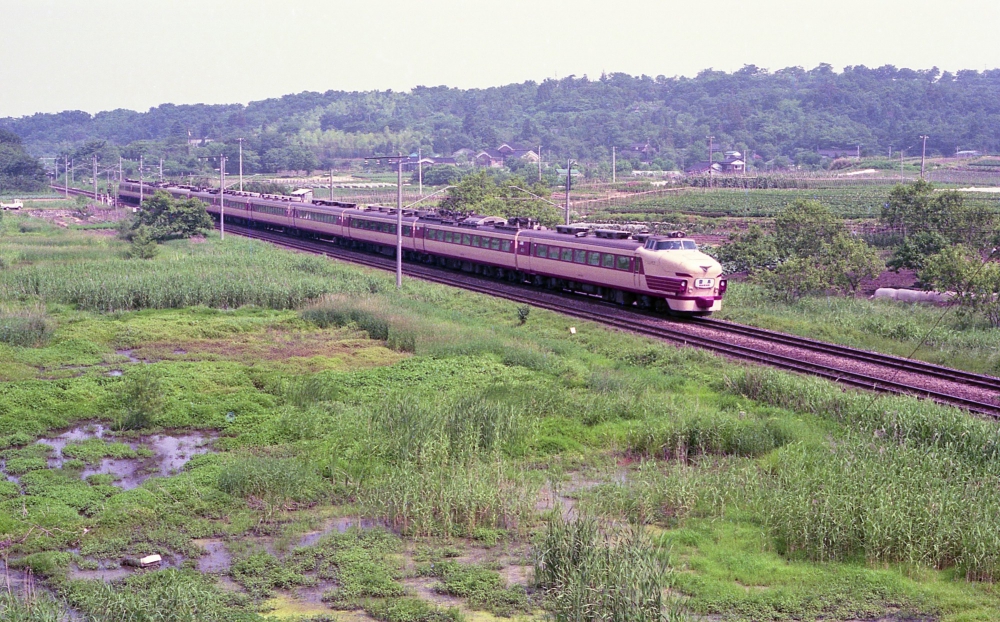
<box><xmin>122</xmin><ymin>191</ymin><xmax>213</xmax><ymax>241</ymax></box>
<box><xmin>774</xmin><ymin>199</ymin><xmax>842</xmax><ymax>260</ymax></box>
<box><xmin>440</xmin><ymin>171</ymin><xmax>562</xmax><ymax>226</ymax></box>
<box><xmin>920</xmin><ymin>246</ymin><xmax>1000</xmax><ymax>326</ymax></box>
<box><xmin>712</xmin><ymin>225</ymin><xmax>779</xmax><ymax>273</ymax></box>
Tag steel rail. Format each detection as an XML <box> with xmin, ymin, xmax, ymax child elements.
<box><xmin>221</xmin><ymin>223</ymin><xmax>1000</xmax><ymax>417</ymax></box>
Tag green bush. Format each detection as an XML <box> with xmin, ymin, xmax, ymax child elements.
<box><xmin>0</xmin><ymin>309</ymin><xmax>54</xmax><ymax>347</ymax></box>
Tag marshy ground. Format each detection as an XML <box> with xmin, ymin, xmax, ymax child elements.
<box><xmin>3</xmin><ymin>214</ymin><xmax>1000</xmax><ymax>621</ymax></box>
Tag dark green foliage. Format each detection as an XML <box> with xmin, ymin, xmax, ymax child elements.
<box><xmin>117</xmin><ymin>366</ymin><xmax>166</xmax><ymax>430</ymax></box>
<box><xmin>363</xmin><ymin>597</ymin><xmax>463</xmax><ymax>622</ymax></box>
<box><xmin>719</xmin><ymin>200</ymin><xmax>883</xmax><ymax>300</ymax></box>
<box><xmin>419</xmin><ymin>560</ymin><xmax>529</xmax><ymax>617</ymax></box>
<box><xmin>242</xmin><ymin>181</ymin><xmax>291</xmax><ymax>195</ymax></box>
<box><xmin>124</xmin><ymin>226</ymin><xmax>159</xmax><ymax>259</ymax></box>
<box><xmin>0</xmin><ymin>591</ymin><xmax>70</xmax><ymax>622</ymax></box>
<box><xmin>440</xmin><ymin>172</ymin><xmax>562</xmax><ymax>226</ymax></box>
<box><xmin>289</xmin><ymin>529</ymin><xmax>405</xmax><ymax>607</ymax></box>
<box><xmin>66</xmin><ymin>568</ymin><xmax>256</xmax><ymax>621</ymax></box>
<box><xmin>0</xmin><ymin>309</ymin><xmax>54</xmax><ymax>346</ymax></box>
<box><xmin>625</xmin><ymin>413</ymin><xmax>796</xmax><ymax>461</ymax></box>
<box><xmin>121</xmin><ymin>191</ymin><xmax>213</xmax><ymax>242</ymax></box>
<box><xmin>229</xmin><ymin>550</ymin><xmax>312</xmax><ymax>599</ymax></box>
<box><xmin>0</xmin><ymin>129</ymin><xmax>46</xmax><ymax>191</ymax></box>
<box><xmin>886</xmin><ymin>230</ymin><xmax>948</xmax><ymax>272</ymax></box>
<box><xmin>217</xmin><ymin>453</ymin><xmax>328</xmax><ymax>518</ymax></box>
<box><xmin>8</xmin><ymin>66</ymin><xmax>1000</xmax><ymax>168</ymax></box>
<box><xmin>711</xmin><ymin>225</ymin><xmax>778</xmax><ymax>273</ymax></box>
<box><xmin>516</xmin><ymin>305</ymin><xmax>530</xmax><ymax>325</ymax></box>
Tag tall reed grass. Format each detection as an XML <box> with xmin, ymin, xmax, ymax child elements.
<box><xmin>625</xmin><ymin>412</ymin><xmax>796</xmax><ymax>461</ymax></box>
<box><xmin>301</xmin><ymin>295</ymin><xmax>418</xmax><ymax>352</ymax></box>
<box><xmin>0</xmin><ymin>308</ymin><xmax>54</xmax><ymax>347</ymax></box>
<box><xmin>217</xmin><ymin>452</ymin><xmax>329</xmax><ymax>519</ymax></box>
<box><xmin>533</xmin><ymin>516</ymin><xmax>688</xmax><ymax>622</ymax></box>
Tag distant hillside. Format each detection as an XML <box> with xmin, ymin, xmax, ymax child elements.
<box><xmin>0</xmin><ymin>129</ymin><xmax>47</xmax><ymax>191</ymax></box>
<box><xmin>4</xmin><ymin>64</ymin><xmax>1000</xmax><ymax>174</ymax></box>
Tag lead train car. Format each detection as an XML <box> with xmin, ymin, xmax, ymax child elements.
<box><xmin>118</xmin><ymin>182</ymin><xmax>726</xmax><ymax>315</ymax></box>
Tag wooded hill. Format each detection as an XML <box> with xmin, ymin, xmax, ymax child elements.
<box><xmin>3</xmin><ymin>64</ymin><xmax>1000</xmax><ymax>174</ymax></box>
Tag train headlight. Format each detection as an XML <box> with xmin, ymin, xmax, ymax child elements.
<box><xmin>719</xmin><ymin>279</ymin><xmax>728</xmax><ymax>295</ymax></box>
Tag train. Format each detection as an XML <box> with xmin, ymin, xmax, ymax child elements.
<box><xmin>118</xmin><ymin>181</ymin><xmax>726</xmax><ymax>315</ymax></box>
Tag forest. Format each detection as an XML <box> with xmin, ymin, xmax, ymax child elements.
<box><xmin>3</xmin><ymin>64</ymin><xmax>1000</xmax><ymax>179</ymax></box>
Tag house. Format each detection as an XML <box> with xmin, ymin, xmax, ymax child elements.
<box><xmin>720</xmin><ymin>158</ymin><xmax>745</xmax><ymax>173</ymax></box>
<box><xmin>476</xmin><ymin>144</ymin><xmax>538</xmax><ymax>167</ymax></box>
<box><xmin>685</xmin><ymin>162</ymin><xmax>722</xmax><ymax>175</ymax></box>
<box><xmin>629</xmin><ymin>142</ymin><xmax>658</xmax><ymax>162</ymax></box>
<box><xmin>402</xmin><ymin>155</ymin><xmax>459</xmax><ymax>172</ymax></box>
<box><xmin>451</xmin><ymin>148</ymin><xmax>475</xmax><ymax>158</ymax></box>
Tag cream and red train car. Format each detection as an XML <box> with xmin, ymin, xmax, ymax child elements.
<box><xmin>118</xmin><ymin>182</ymin><xmax>726</xmax><ymax>315</ymax></box>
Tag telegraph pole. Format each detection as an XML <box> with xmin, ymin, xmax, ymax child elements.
<box><xmin>63</xmin><ymin>156</ymin><xmax>68</xmax><ymax>198</ymax></box>
<box><xmin>564</xmin><ymin>160</ymin><xmax>573</xmax><ymax>226</ymax></box>
<box><xmin>396</xmin><ymin>154</ymin><xmax>403</xmax><ymax>287</ymax></box>
<box><xmin>708</xmin><ymin>135</ymin><xmax>715</xmax><ymax>187</ymax></box>
<box><xmin>364</xmin><ymin>154</ymin><xmax>409</xmax><ymax>288</ymax></box>
<box><xmin>920</xmin><ymin>135</ymin><xmax>929</xmax><ymax>178</ymax></box>
<box><xmin>612</xmin><ymin>146</ymin><xmax>616</xmax><ymax>184</ymax></box>
<box><xmin>92</xmin><ymin>154</ymin><xmax>98</xmax><ymax>203</ymax></box>
<box><xmin>417</xmin><ymin>148</ymin><xmax>423</xmax><ymax>197</ymax></box>
<box><xmin>159</xmin><ymin>157</ymin><xmax>163</xmax><ymax>182</ymax></box>
<box><xmin>538</xmin><ymin>145</ymin><xmax>542</xmax><ymax>182</ymax></box>
<box><xmin>330</xmin><ymin>169</ymin><xmax>335</xmax><ymax>200</ymax></box>
<box><xmin>237</xmin><ymin>138</ymin><xmax>244</xmax><ymax>191</ymax></box>
<box><xmin>219</xmin><ymin>155</ymin><xmax>226</xmax><ymax>240</ymax></box>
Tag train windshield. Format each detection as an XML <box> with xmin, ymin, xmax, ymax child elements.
<box><xmin>654</xmin><ymin>240</ymin><xmax>698</xmax><ymax>250</ymax></box>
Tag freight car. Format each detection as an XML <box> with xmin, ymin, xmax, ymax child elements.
<box><xmin>118</xmin><ymin>181</ymin><xmax>726</xmax><ymax>315</ymax></box>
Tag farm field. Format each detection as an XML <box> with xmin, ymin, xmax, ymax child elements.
<box><xmin>3</xmin><ymin>215</ymin><xmax>1000</xmax><ymax>621</ymax></box>
<box><xmin>585</xmin><ymin>185</ymin><xmax>1000</xmax><ymax>221</ymax></box>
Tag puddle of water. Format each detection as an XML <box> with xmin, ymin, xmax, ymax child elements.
<box><xmin>192</xmin><ymin>538</ymin><xmax>232</xmax><ymax>573</ymax></box>
<box><xmin>106</xmin><ymin>370</ymin><xmax>123</xmax><ymax>377</ymax></box>
<box><xmin>1</xmin><ymin>559</ymin><xmax>34</xmax><ymax>596</ymax></box>
<box><xmin>296</xmin><ymin>517</ymin><xmax>379</xmax><ymax>548</ymax></box>
<box><xmin>68</xmin><ymin>565</ymin><xmax>133</xmax><ymax>582</ymax></box>
<box><xmin>115</xmin><ymin>349</ymin><xmax>142</xmax><ymax>364</ymax></box>
<box><xmin>31</xmin><ymin>425</ymin><xmax>216</xmax><ymax>491</ymax></box>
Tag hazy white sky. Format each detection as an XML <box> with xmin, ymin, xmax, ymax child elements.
<box><xmin>2</xmin><ymin>0</ymin><xmax>998</xmax><ymax>118</ymax></box>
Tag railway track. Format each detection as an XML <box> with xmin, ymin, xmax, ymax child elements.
<box><xmin>222</xmin><ymin>223</ymin><xmax>1000</xmax><ymax>418</ymax></box>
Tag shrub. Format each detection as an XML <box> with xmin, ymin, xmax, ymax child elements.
<box><xmin>625</xmin><ymin>412</ymin><xmax>796</xmax><ymax>461</ymax></box>
<box><xmin>0</xmin><ymin>309</ymin><xmax>54</xmax><ymax>346</ymax></box>
<box><xmin>217</xmin><ymin>452</ymin><xmax>328</xmax><ymax>518</ymax></box>
<box><xmin>117</xmin><ymin>367</ymin><xmax>166</xmax><ymax>430</ymax></box>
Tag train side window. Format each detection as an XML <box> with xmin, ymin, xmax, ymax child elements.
<box><xmin>602</xmin><ymin>254</ymin><xmax>614</xmax><ymax>268</ymax></box>
<box><xmin>561</xmin><ymin>248</ymin><xmax>573</xmax><ymax>261</ymax></box>
<box><xmin>574</xmin><ymin>249</ymin><xmax>587</xmax><ymax>263</ymax></box>
<box><xmin>587</xmin><ymin>251</ymin><xmax>601</xmax><ymax>266</ymax></box>
<box><xmin>501</xmin><ymin>240</ymin><xmax>512</xmax><ymax>252</ymax></box>
<box><xmin>462</xmin><ymin>234</ymin><xmax>472</xmax><ymax>245</ymax></box>
<box><xmin>490</xmin><ymin>238</ymin><xmax>501</xmax><ymax>250</ymax></box>
<box><xmin>472</xmin><ymin>235</ymin><xmax>481</xmax><ymax>247</ymax></box>
<box><xmin>403</xmin><ymin>225</ymin><xmax>412</xmax><ymax>236</ymax></box>
<box><xmin>616</xmin><ymin>256</ymin><xmax>630</xmax><ymax>271</ymax></box>
<box><xmin>535</xmin><ymin>244</ymin><xmax>548</xmax><ymax>258</ymax></box>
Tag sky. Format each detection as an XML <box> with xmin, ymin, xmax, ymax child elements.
<box><xmin>2</xmin><ymin>0</ymin><xmax>999</xmax><ymax>118</ymax></box>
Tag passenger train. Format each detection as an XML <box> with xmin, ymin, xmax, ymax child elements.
<box><xmin>118</xmin><ymin>181</ymin><xmax>726</xmax><ymax>315</ymax></box>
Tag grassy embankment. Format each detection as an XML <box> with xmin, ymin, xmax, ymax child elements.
<box><xmin>2</xmin><ymin>214</ymin><xmax>1000</xmax><ymax>620</ymax></box>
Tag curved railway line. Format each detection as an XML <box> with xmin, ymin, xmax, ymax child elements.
<box><xmin>221</xmin><ymin>222</ymin><xmax>1000</xmax><ymax>418</ymax></box>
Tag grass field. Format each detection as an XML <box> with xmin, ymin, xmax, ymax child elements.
<box><xmin>3</xmin><ymin>213</ymin><xmax>1000</xmax><ymax>621</ymax></box>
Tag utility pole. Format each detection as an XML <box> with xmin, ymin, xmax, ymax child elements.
<box><xmin>920</xmin><ymin>135</ymin><xmax>929</xmax><ymax>178</ymax></box>
<box><xmin>417</xmin><ymin>148</ymin><xmax>423</xmax><ymax>197</ymax></box>
<box><xmin>159</xmin><ymin>157</ymin><xmax>163</xmax><ymax>183</ymax></box>
<box><xmin>118</xmin><ymin>156</ymin><xmax>122</xmax><ymax>183</ymax></box>
<box><xmin>220</xmin><ymin>155</ymin><xmax>226</xmax><ymax>240</ymax></box>
<box><xmin>537</xmin><ymin>146</ymin><xmax>542</xmax><ymax>182</ymax></box>
<box><xmin>237</xmin><ymin>137</ymin><xmax>244</xmax><ymax>192</ymax></box>
<box><xmin>564</xmin><ymin>159</ymin><xmax>572</xmax><ymax>225</ymax></box>
<box><xmin>612</xmin><ymin>146</ymin><xmax>616</xmax><ymax>184</ymax></box>
<box><xmin>330</xmin><ymin>169</ymin><xmax>334</xmax><ymax>201</ymax></box>
<box><xmin>708</xmin><ymin>135</ymin><xmax>715</xmax><ymax>187</ymax></box>
<box><xmin>397</xmin><ymin>154</ymin><xmax>403</xmax><ymax>287</ymax></box>
<box><xmin>900</xmin><ymin>150</ymin><xmax>904</xmax><ymax>181</ymax></box>
<box><xmin>70</xmin><ymin>159</ymin><xmax>74</xmax><ymax>184</ymax></box>
<box><xmin>63</xmin><ymin>156</ymin><xmax>68</xmax><ymax>198</ymax></box>
<box><xmin>139</xmin><ymin>156</ymin><xmax>144</xmax><ymax>206</ymax></box>
<box><xmin>93</xmin><ymin>154</ymin><xmax>98</xmax><ymax>203</ymax></box>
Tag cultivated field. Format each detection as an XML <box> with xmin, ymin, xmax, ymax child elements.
<box><xmin>3</xmin><ymin>215</ymin><xmax>1000</xmax><ymax>620</ymax></box>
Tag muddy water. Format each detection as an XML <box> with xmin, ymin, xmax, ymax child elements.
<box><xmin>17</xmin><ymin>424</ymin><xmax>217</xmax><ymax>491</ymax></box>
<box><xmin>296</xmin><ymin>517</ymin><xmax>379</xmax><ymax>548</ymax></box>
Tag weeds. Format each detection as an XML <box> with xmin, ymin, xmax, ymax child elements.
<box><xmin>217</xmin><ymin>452</ymin><xmax>329</xmax><ymax>519</ymax></box>
<box><xmin>301</xmin><ymin>295</ymin><xmax>417</xmax><ymax>352</ymax></box>
<box><xmin>0</xmin><ymin>308</ymin><xmax>54</xmax><ymax>347</ymax></box>
<box><xmin>533</xmin><ymin>515</ymin><xmax>687</xmax><ymax>621</ymax></box>
<box><xmin>418</xmin><ymin>560</ymin><xmax>530</xmax><ymax>617</ymax></box>
<box><xmin>117</xmin><ymin>367</ymin><xmax>166</xmax><ymax>431</ymax></box>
